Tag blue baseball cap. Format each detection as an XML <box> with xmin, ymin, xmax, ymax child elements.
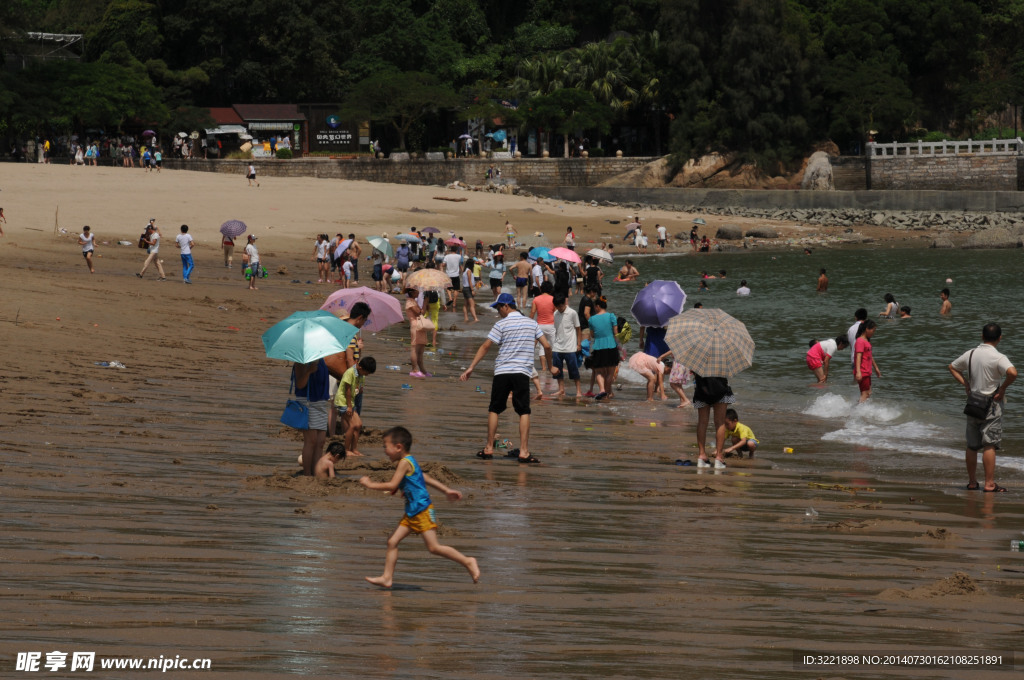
<box><xmin>490</xmin><ymin>292</ymin><xmax>517</xmax><ymax>308</ymax></box>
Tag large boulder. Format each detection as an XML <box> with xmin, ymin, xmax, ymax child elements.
<box><xmin>800</xmin><ymin>151</ymin><xmax>834</xmax><ymax>191</ymax></box>
<box><xmin>930</xmin><ymin>237</ymin><xmax>954</xmax><ymax>249</ymax></box>
<box><xmin>962</xmin><ymin>228</ymin><xmax>1021</xmax><ymax>249</ymax></box>
<box><xmin>746</xmin><ymin>226</ymin><xmax>779</xmax><ymax>238</ymax></box>
<box><xmin>716</xmin><ymin>224</ymin><xmax>745</xmax><ymax>240</ymax></box>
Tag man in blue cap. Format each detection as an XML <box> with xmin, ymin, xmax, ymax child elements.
<box><xmin>460</xmin><ymin>293</ymin><xmax>557</xmax><ymax>463</ymax></box>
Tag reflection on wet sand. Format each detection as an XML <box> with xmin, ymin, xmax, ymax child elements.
<box><xmin>2</xmin><ymin>250</ymin><xmax>1022</xmax><ymax>679</ymax></box>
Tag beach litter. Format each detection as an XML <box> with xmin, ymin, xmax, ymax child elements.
<box><xmin>386</xmin><ymin>365</ymin><xmax>401</xmax><ymax>371</ymax></box>
<box><xmin>118</xmin><ymin>240</ymin><xmax>133</xmax><ymax>246</ymax></box>
<box><xmin>401</xmin><ymin>384</ymin><xmax>413</xmax><ymax>390</ymax></box>
<box><xmin>94</xmin><ymin>361</ymin><xmax>127</xmax><ymax>369</ymax></box>
<box><xmin>805</xmin><ymin>507</ymin><xmax>819</xmax><ymax>519</ymax></box>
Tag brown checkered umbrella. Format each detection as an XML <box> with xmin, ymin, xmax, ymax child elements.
<box><xmin>664</xmin><ymin>308</ymin><xmax>754</xmax><ymax>378</ymax></box>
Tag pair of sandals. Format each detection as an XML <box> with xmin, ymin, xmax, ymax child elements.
<box><xmin>476</xmin><ymin>448</ymin><xmax>540</xmax><ymax>464</ymax></box>
<box><xmin>965</xmin><ymin>482</ymin><xmax>1007</xmax><ymax>492</ymax></box>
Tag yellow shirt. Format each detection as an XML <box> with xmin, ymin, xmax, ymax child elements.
<box><xmin>334</xmin><ymin>366</ymin><xmax>363</xmax><ymax>408</ymax></box>
<box><xmin>726</xmin><ymin>422</ymin><xmax>756</xmax><ymax>441</ymax></box>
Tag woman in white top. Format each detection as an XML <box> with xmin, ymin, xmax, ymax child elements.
<box><xmin>137</xmin><ymin>225</ymin><xmax>166</xmax><ymax>280</ymax></box>
<box><xmin>78</xmin><ymin>226</ymin><xmax>96</xmax><ymax>274</ymax></box>
<box><xmin>312</xmin><ymin>234</ymin><xmax>330</xmax><ymax>283</ymax></box>
<box><xmin>244</xmin><ymin>235</ymin><xmax>260</xmax><ymax>290</ymax></box>
<box><xmin>564</xmin><ymin>226</ymin><xmax>576</xmax><ymax>251</ymax></box>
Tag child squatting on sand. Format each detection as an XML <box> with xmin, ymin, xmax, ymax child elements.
<box><xmin>360</xmin><ymin>426</ymin><xmax>480</xmax><ymax>588</ymax></box>
<box><xmin>718</xmin><ymin>408</ymin><xmax>758</xmax><ymax>458</ymax></box>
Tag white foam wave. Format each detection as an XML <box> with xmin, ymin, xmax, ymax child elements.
<box><xmin>802</xmin><ymin>393</ymin><xmax>902</xmax><ymax>423</ymax></box>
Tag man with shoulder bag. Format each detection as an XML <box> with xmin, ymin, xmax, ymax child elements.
<box><xmin>949</xmin><ymin>323</ymin><xmax>1017</xmax><ymax>492</ymax></box>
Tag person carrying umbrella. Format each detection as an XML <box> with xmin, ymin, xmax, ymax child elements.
<box><xmin>665</xmin><ymin>308</ymin><xmax>754</xmax><ymax>469</ymax></box>
<box><xmin>262</xmin><ymin>311</ymin><xmax>360</xmax><ymax>475</ymax></box>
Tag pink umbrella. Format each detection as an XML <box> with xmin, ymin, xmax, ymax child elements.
<box><xmin>319</xmin><ymin>286</ymin><xmax>404</xmax><ymax>333</ymax></box>
<box><xmin>624</xmin><ymin>221</ymin><xmax>641</xmax><ymax>230</ymax></box>
<box><xmin>445</xmin><ymin>238</ymin><xmax>465</xmax><ymax>247</ymax></box>
<box><xmin>547</xmin><ymin>247</ymin><xmax>581</xmax><ymax>264</ymax></box>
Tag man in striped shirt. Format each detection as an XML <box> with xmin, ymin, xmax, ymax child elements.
<box><xmin>460</xmin><ymin>293</ymin><xmax>556</xmax><ymax>463</ymax></box>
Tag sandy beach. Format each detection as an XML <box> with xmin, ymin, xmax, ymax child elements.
<box><xmin>1</xmin><ymin>164</ymin><xmax>1022</xmax><ymax>678</ymax></box>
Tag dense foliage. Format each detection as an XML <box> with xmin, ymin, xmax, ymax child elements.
<box><xmin>1</xmin><ymin>0</ymin><xmax>1022</xmax><ymax>165</ymax></box>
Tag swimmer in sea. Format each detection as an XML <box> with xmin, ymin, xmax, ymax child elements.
<box><xmin>617</xmin><ymin>260</ymin><xmax>639</xmax><ymax>281</ymax></box>
<box><xmin>899</xmin><ymin>306</ymin><xmax>912</xmax><ymax>318</ymax></box>
<box><xmin>817</xmin><ymin>268</ymin><xmax>828</xmax><ymax>292</ymax></box>
<box><xmin>939</xmin><ymin>288</ymin><xmax>952</xmax><ymax>315</ymax></box>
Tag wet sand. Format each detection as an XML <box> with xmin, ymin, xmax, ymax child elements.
<box><xmin>1</xmin><ymin>165</ymin><xmax>1022</xmax><ymax>678</ymax></box>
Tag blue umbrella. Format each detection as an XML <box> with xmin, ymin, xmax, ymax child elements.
<box><xmin>395</xmin><ymin>233</ymin><xmax>421</xmax><ymax>244</ymax></box>
<box><xmin>262</xmin><ymin>311</ymin><xmax>360</xmax><ymax>364</ymax></box>
<box><xmin>630</xmin><ymin>280</ymin><xmax>687</xmax><ymax>328</ymax></box>
<box><xmin>528</xmin><ymin>246</ymin><xmax>552</xmax><ymax>261</ymax></box>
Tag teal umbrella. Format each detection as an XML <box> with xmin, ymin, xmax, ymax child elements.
<box><xmin>367</xmin><ymin>236</ymin><xmax>393</xmax><ymax>258</ymax></box>
<box><xmin>261</xmin><ymin>311</ymin><xmax>359</xmax><ymax>364</ymax></box>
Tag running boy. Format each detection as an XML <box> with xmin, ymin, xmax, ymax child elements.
<box><xmin>719</xmin><ymin>408</ymin><xmax>758</xmax><ymax>458</ymax></box>
<box><xmin>360</xmin><ymin>426</ymin><xmax>480</xmax><ymax>588</ymax></box>
<box><xmin>314</xmin><ymin>441</ymin><xmax>347</xmax><ymax>478</ymax></box>
<box><xmin>335</xmin><ymin>357</ymin><xmax>376</xmax><ymax>456</ymax></box>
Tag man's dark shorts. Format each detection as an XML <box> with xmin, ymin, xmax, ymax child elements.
<box><xmin>450</xmin><ymin>276</ymin><xmax>461</xmax><ymax>291</ymax></box>
<box><xmin>489</xmin><ymin>373</ymin><xmax>531</xmax><ymax>416</ymax></box>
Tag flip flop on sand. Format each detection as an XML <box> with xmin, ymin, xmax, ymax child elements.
<box><xmin>475</xmin><ymin>450</ymin><xmax>493</xmax><ymax>460</ymax></box>
<box><xmin>983</xmin><ymin>484</ymin><xmax>1007</xmax><ymax>492</ymax></box>
<box><xmin>517</xmin><ymin>454</ymin><xmax>540</xmax><ymax>464</ymax></box>
<box><xmin>965</xmin><ymin>482</ymin><xmax>980</xmax><ymax>490</ymax></box>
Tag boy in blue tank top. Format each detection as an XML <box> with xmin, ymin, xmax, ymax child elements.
<box><xmin>360</xmin><ymin>426</ymin><xmax>481</xmax><ymax>588</ymax></box>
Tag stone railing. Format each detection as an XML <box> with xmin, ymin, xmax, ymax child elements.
<box><xmin>869</xmin><ymin>138</ymin><xmax>1023</xmax><ymax>157</ymax></box>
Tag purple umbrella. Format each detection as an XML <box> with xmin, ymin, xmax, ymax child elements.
<box><xmin>333</xmin><ymin>238</ymin><xmax>354</xmax><ymax>260</ymax></box>
<box><xmin>631</xmin><ymin>280</ymin><xmax>687</xmax><ymax>328</ymax></box>
<box><xmin>142</xmin><ymin>129</ymin><xmax>156</xmax><ymax>138</ymax></box>
<box><xmin>220</xmin><ymin>220</ymin><xmax>248</xmax><ymax>238</ymax></box>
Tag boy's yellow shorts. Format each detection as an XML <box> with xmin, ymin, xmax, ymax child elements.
<box><xmin>400</xmin><ymin>505</ymin><xmax>437</xmax><ymax>533</ymax></box>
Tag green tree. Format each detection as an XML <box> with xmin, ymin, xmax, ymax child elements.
<box><xmin>342</xmin><ymin>71</ymin><xmax>460</xmax><ymax>151</ymax></box>
<box><xmin>526</xmin><ymin>88</ymin><xmax>611</xmax><ymax>156</ymax></box>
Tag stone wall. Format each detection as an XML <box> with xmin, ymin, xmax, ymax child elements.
<box><xmin>162</xmin><ymin>156</ymin><xmax>654</xmax><ymax>187</ymax></box>
<box><xmin>870</xmin><ymin>154</ymin><xmax>1019</xmax><ymax>191</ymax></box>
<box><xmin>527</xmin><ymin>186</ymin><xmax>1024</xmax><ymax>213</ymax></box>
<box><xmin>830</xmin><ymin>156</ymin><xmax>867</xmax><ymax>190</ymax></box>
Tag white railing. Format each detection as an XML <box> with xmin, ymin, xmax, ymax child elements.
<box><xmin>868</xmin><ymin>138</ymin><xmax>1023</xmax><ymax>157</ymax></box>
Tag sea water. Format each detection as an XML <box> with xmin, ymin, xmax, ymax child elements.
<box><xmin>590</xmin><ymin>244</ymin><xmax>1024</xmax><ymax>485</ymax></box>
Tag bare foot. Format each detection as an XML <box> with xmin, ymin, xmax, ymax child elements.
<box><xmin>365</xmin><ymin>576</ymin><xmax>392</xmax><ymax>588</ymax></box>
<box><xmin>466</xmin><ymin>557</ymin><xmax>480</xmax><ymax>583</ymax></box>
<box><xmin>349</xmin><ymin>450</ymin><xmax>364</xmax><ymax>457</ymax></box>
<box><xmin>533</xmin><ymin>393</ymin><xmax>544</xmax><ymax>401</ymax></box>
<box><xmin>676</xmin><ymin>402</ymin><xmax>691</xmax><ymax>408</ymax></box>
<box><xmin>575</xmin><ymin>393</ymin><xmax>584</xmax><ymax>399</ymax></box>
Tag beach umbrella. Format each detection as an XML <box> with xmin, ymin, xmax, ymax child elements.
<box><xmin>262</xmin><ymin>311</ymin><xmax>360</xmax><ymax>364</ymax></box>
<box><xmin>692</xmin><ymin>217</ymin><xmax>706</xmax><ymax>225</ymax></box>
<box><xmin>445</xmin><ymin>237</ymin><xmax>466</xmax><ymax>247</ymax></box>
<box><xmin>406</xmin><ymin>268</ymin><xmax>452</xmax><ymax>292</ymax></box>
<box><xmin>547</xmin><ymin>247</ymin><xmax>581</xmax><ymax>264</ymax></box>
<box><xmin>220</xmin><ymin>220</ymin><xmax>248</xmax><ymax>238</ymax></box>
<box><xmin>459</xmin><ymin>133</ymin><xmax>473</xmax><ymax>139</ymax></box>
<box><xmin>586</xmin><ymin>248</ymin><xmax>613</xmax><ymax>263</ymax></box>
<box><xmin>528</xmin><ymin>246</ymin><xmax>552</xmax><ymax>261</ymax></box>
<box><xmin>320</xmin><ymin>286</ymin><xmax>404</xmax><ymax>333</ymax></box>
<box><xmin>367</xmin><ymin>236</ymin><xmax>393</xmax><ymax>258</ymax></box>
<box><xmin>421</xmin><ymin>227</ymin><xmax>441</xmax><ymax>234</ymax></box>
<box><xmin>333</xmin><ymin>238</ymin><xmax>354</xmax><ymax>260</ymax></box>
<box><xmin>664</xmin><ymin>308</ymin><xmax>754</xmax><ymax>378</ymax></box>
<box><xmin>177</xmin><ymin>131</ymin><xmax>188</xmax><ymax>138</ymax></box>
<box><xmin>395</xmin><ymin>233</ymin><xmax>421</xmax><ymax>244</ymax></box>
<box><xmin>631</xmin><ymin>280</ymin><xmax>687</xmax><ymax>328</ymax></box>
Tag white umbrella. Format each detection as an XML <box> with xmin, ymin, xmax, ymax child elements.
<box><xmin>333</xmin><ymin>238</ymin><xmax>354</xmax><ymax>260</ymax></box>
<box><xmin>586</xmin><ymin>248</ymin><xmax>613</xmax><ymax>263</ymax></box>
